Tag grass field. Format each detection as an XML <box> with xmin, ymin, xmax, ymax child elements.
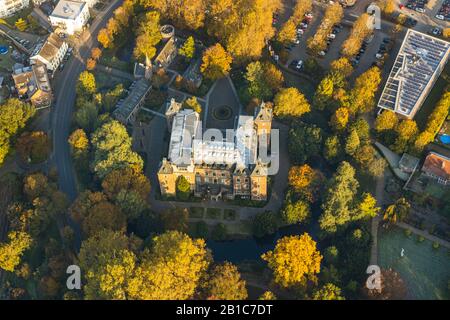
<box><xmin>378</xmin><ymin>226</ymin><xmax>450</xmax><ymax>299</ymax></box>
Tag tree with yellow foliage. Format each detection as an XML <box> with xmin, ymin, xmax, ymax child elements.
<box><xmin>273</xmin><ymin>87</ymin><xmax>311</xmax><ymax>118</ymax></box>
<box><xmin>330</xmin><ymin>107</ymin><xmax>349</xmax><ymax>131</ymax></box>
<box><xmin>348</xmin><ymin>67</ymin><xmax>381</xmax><ymax>113</ymax></box>
<box><xmin>200</xmin><ymin>43</ymin><xmax>232</xmax><ymax>80</ymax></box>
<box><xmin>0</xmin><ymin>231</ymin><xmax>32</xmax><ymax>272</ymax></box>
<box><xmin>68</xmin><ymin>128</ymin><xmax>89</xmax><ymax>157</ymax></box>
<box><xmin>97</xmin><ymin>28</ymin><xmax>112</xmax><ymax>49</ymax></box>
<box><xmin>375</xmin><ymin>110</ymin><xmax>398</xmax><ymax>132</ymax></box>
<box><xmin>341</xmin><ymin>14</ymin><xmax>372</xmax><ymax>57</ymax></box>
<box><xmin>288</xmin><ymin>164</ymin><xmax>323</xmax><ymax>202</ymax></box>
<box><xmin>133</xmin><ymin>11</ymin><xmax>162</xmax><ymax>61</ymax></box>
<box><xmin>127</xmin><ymin>231</ymin><xmax>212</xmax><ymax>300</ymax></box>
<box><xmin>142</xmin><ymin>0</ymin><xmax>206</xmax><ymax>30</ymax></box>
<box><xmin>201</xmin><ymin>262</ymin><xmax>248</xmax><ymax>300</ymax></box>
<box><xmin>277</xmin><ymin>19</ymin><xmax>297</xmax><ymax>45</ymax></box>
<box><xmin>79</xmin><ymin>230</ymin><xmax>139</xmax><ymax>299</ymax></box>
<box><xmin>261</xmin><ymin>233</ymin><xmax>322</xmax><ymax>288</ymax></box>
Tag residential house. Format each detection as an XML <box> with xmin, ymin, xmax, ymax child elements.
<box><xmin>12</xmin><ymin>63</ymin><xmax>53</xmax><ymax>108</ymax></box>
<box><xmin>30</xmin><ymin>32</ymin><xmax>68</xmax><ymax>71</ymax></box>
<box><xmin>0</xmin><ymin>0</ymin><xmax>30</xmax><ymax>18</ymax></box>
<box><xmin>421</xmin><ymin>152</ymin><xmax>450</xmax><ymax>186</ymax></box>
<box><xmin>49</xmin><ymin>0</ymin><xmax>90</xmax><ymax>35</ymax></box>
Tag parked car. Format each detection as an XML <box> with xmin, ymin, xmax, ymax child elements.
<box><xmin>327</xmin><ymin>34</ymin><xmax>336</xmax><ymax>39</ymax></box>
<box><xmin>296</xmin><ymin>60</ymin><xmax>304</xmax><ymax>70</ymax></box>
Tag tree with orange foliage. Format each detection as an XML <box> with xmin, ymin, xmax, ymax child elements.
<box><xmin>86</xmin><ymin>58</ymin><xmax>96</xmax><ymax>71</ymax></box>
<box><xmin>288</xmin><ymin>164</ymin><xmax>324</xmax><ymax>202</ymax></box>
<box><xmin>91</xmin><ymin>47</ymin><xmax>102</xmax><ymax>60</ymax></box>
<box><xmin>97</xmin><ymin>28</ymin><xmax>112</xmax><ymax>49</ymax></box>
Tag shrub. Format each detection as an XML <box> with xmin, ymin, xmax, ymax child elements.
<box><xmin>404</xmin><ymin>229</ymin><xmax>412</xmax><ymax>237</ymax></box>
<box><xmin>432</xmin><ymin>242</ymin><xmax>440</xmax><ymax>250</ymax></box>
<box><xmin>211</xmin><ymin>223</ymin><xmax>228</xmax><ymax>241</ymax></box>
<box><xmin>252</xmin><ymin>211</ymin><xmax>278</xmax><ymax>238</ymax></box>
<box><xmin>417</xmin><ymin>235</ymin><xmax>425</xmax><ymax>243</ymax></box>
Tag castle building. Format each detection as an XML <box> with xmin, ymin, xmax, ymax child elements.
<box><xmin>157</xmin><ymin>101</ymin><xmax>273</xmax><ymax>201</ymax></box>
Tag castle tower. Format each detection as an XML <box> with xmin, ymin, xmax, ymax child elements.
<box><xmin>254</xmin><ymin>101</ymin><xmax>273</xmax><ymax>146</ymax></box>
<box><xmin>157</xmin><ymin>158</ymin><xmax>176</xmax><ymax>196</ymax></box>
<box><xmin>250</xmin><ymin>162</ymin><xmax>268</xmax><ymax>201</ymax></box>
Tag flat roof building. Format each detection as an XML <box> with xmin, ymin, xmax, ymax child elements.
<box><xmin>49</xmin><ymin>0</ymin><xmax>90</xmax><ymax>35</ymax></box>
<box><xmin>377</xmin><ymin>29</ymin><xmax>449</xmax><ymax>119</ymax></box>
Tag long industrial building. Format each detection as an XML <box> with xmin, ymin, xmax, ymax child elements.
<box><xmin>377</xmin><ymin>29</ymin><xmax>450</xmax><ymax>119</ymax></box>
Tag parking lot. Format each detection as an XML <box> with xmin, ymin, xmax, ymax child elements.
<box><xmin>395</xmin><ymin>0</ymin><xmax>450</xmax><ymax>31</ymax></box>
<box><xmin>281</xmin><ymin>4</ymin><xmax>398</xmax><ymax>80</ymax></box>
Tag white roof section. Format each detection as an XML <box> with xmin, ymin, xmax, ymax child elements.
<box><xmin>51</xmin><ymin>0</ymin><xmax>86</xmax><ymax>20</ymax></box>
<box><xmin>168</xmin><ymin>109</ymin><xmax>200</xmax><ymax>166</ymax></box>
<box><xmin>167</xmin><ymin>111</ymin><xmax>258</xmax><ymax>168</ymax></box>
<box><xmin>377</xmin><ymin>29</ymin><xmax>449</xmax><ymax>118</ymax></box>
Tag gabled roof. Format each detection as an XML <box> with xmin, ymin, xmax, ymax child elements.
<box><xmin>422</xmin><ymin>152</ymin><xmax>450</xmax><ymax>180</ymax></box>
<box><xmin>33</xmin><ymin>33</ymin><xmax>66</xmax><ymax>62</ymax></box>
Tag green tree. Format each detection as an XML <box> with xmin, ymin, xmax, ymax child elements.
<box><xmin>78</xmin><ymin>230</ymin><xmax>138</xmax><ymax>299</ymax></box>
<box><xmin>176</xmin><ymin>175</ymin><xmax>191</xmax><ymax>201</ymax></box>
<box><xmin>319</xmin><ymin>162</ymin><xmax>359</xmax><ymax>233</ymax></box>
<box><xmin>323</xmin><ymin>135</ymin><xmax>343</xmax><ymax>163</ymax></box>
<box><xmin>313</xmin><ymin>76</ymin><xmax>334</xmax><ymax>110</ymax></box>
<box><xmin>288</xmin><ymin>122</ymin><xmax>323</xmax><ymax>164</ymax></box>
<box><xmin>383</xmin><ymin>198</ymin><xmax>410</xmax><ymax>224</ymax></box>
<box><xmin>253</xmin><ymin>211</ymin><xmax>278</xmax><ymax>238</ymax></box>
<box><xmin>282</xmin><ymin>199</ymin><xmax>311</xmax><ymax>224</ymax></box>
<box><xmin>91</xmin><ymin>120</ymin><xmax>143</xmax><ymax>179</ymax></box>
<box><xmin>101</xmin><ymin>167</ymin><xmax>150</xmax><ymax>218</ymax></box>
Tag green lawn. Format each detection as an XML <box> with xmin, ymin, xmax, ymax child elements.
<box><xmin>189</xmin><ymin>206</ymin><xmax>204</xmax><ymax>219</ymax></box>
<box><xmin>206</xmin><ymin>207</ymin><xmax>222</xmax><ymax>219</ymax></box>
<box><xmin>378</xmin><ymin>226</ymin><xmax>450</xmax><ymax>299</ymax></box>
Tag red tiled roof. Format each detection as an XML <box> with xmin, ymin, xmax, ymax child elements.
<box><xmin>422</xmin><ymin>152</ymin><xmax>450</xmax><ymax>180</ymax></box>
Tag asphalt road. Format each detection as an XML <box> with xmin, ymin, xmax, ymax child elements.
<box><xmin>52</xmin><ymin>0</ymin><xmax>123</xmax><ymax>202</ymax></box>
<box><xmin>51</xmin><ymin>0</ymin><xmax>123</xmax><ymax>249</ymax></box>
